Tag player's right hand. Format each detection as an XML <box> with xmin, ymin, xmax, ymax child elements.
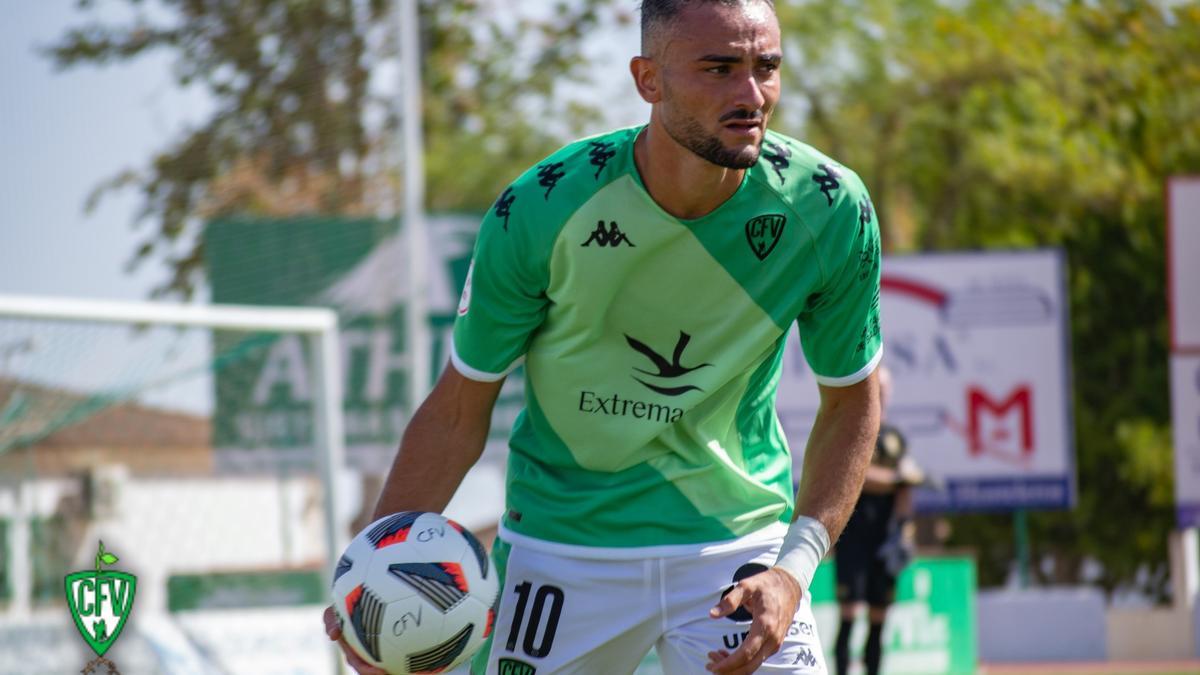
<box><xmin>706</xmin><ymin>567</ymin><xmax>801</xmax><ymax>674</ymax></box>
<box><xmin>324</xmin><ymin>605</ymin><xmax>387</xmax><ymax>675</ymax></box>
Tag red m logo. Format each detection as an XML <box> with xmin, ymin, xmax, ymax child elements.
<box><xmin>967</xmin><ymin>386</ymin><xmax>1034</xmax><ymax>457</ymax></box>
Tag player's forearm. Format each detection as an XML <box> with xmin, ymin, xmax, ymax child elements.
<box><xmin>772</xmin><ymin>373</ymin><xmax>879</xmax><ymax>592</ymax></box>
<box><xmin>371</xmin><ymin>368</ymin><xmax>500</xmax><ymax>519</ymax></box>
<box><xmin>794</xmin><ymin>373</ymin><xmax>880</xmax><ymax>542</ymax></box>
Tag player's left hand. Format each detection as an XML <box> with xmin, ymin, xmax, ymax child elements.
<box><xmin>706</xmin><ymin>567</ymin><xmax>802</xmax><ymax>674</ymax></box>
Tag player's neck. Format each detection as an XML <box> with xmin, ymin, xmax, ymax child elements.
<box><xmin>634</xmin><ymin>122</ymin><xmax>745</xmax><ymax>220</ymax></box>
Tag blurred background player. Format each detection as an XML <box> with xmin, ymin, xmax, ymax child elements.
<box><xmin>833</xmin><ymin>365</ymin><xmax>924</xmax><ymax>675</ymax></box>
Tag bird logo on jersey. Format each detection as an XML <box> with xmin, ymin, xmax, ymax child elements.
<box><xmin>625</xmin><ymin>331</ymin><xmax>711</xmax><ymax>396</ymax></box>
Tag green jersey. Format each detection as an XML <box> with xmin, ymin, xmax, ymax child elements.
<box><xmin>453</xmin><ymin>126</ymin><xmax>882</xmax><ymax>549</ymax></box>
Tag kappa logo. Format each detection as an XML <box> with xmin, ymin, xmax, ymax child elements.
<box><xmin>812</xmin><ymin>163</ymin><xmax>843</xmax><ymax>206</ymax></box>
<box><xmin>581</xmin><ymin>220</ymin><xmax>634</xmax><ymax>248</ymax></box>
<box><xmin>745</xmin><ymin>214</ymin><xmax>786</xmax><ymax>261</ymax></box>
<box><xmin>792</xmin><ymin>647</ymin><xmax>819</xmax><ymax>667</ymax></box>
<box><xmin>588</xmin><ymin>140</ymin><xmax>616</xmax><ymax>179</ymax></box>
<box><xmin>625</xmin><ymin>331</ymin><xmax>711</xmax><ymax>396</ymax></box>
<box><xmin>66</xmin><ymin>541</ymin><xmax>136</xmax><ymax>674</ymax></box>
<box><xmin>536</xmin><ymin>161</ymin><xmax>565</xmax><ymax>199</ymax></box>
<box><xmin>493</xmin><ymin>186</ymin><xmax>517</xmax><ymax>231</ymax></box>
<box><xmin>858</xmin><ymin>195</ymin><xmax>874</xmax><ymax>235</ymax></box>
<box><xmin>762</xmin><ymin>141</ymin><xmax>792</xmax><ymax>184</ymax></box>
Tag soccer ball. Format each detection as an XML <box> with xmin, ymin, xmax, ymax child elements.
<box><xmin>331</xmin><ymin>512</ymin><xmax>500</xmax><ymax>674</ymax></box>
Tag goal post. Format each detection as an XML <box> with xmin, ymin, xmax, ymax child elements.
<box><xmin>0</xmin><ymin>293</ymin><xmax>348</xmax><ymax>620</ymax></box>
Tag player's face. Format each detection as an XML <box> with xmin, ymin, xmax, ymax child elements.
<box><xmin>657</xmin><ymin>2</ymin><xmax>782</xmax><ymax>169</ymax></box>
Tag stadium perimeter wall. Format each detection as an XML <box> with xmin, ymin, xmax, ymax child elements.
<box><xmin>978</xmin><ymin>588</ymin><xmax>1198</xmax><ymax>662</ymax></box>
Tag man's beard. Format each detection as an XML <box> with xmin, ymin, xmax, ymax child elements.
<box><xmin>663</xmin><ymin>110</ymin><xmax>764</xmax><ymax>169</ymax></box>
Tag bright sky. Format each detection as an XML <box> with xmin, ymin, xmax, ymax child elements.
<box><xmin>0</xmin><ymin>2</ymin><xmax>214</xmax><ymax>302</ymax></box>
<box><xmin>0</xmin><ymin>2</ymin><xmax>643</xmax><ymax>304</ymax></box>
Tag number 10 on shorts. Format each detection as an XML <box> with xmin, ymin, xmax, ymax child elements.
<box><xmin>505</xmin><ymin>582</ymin><xmax>565</xmax><ymax>659</ymax></box>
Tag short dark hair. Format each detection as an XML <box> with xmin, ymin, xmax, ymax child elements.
<box><xmin>640</xmin><ymin>0</ymin><xmax>776</xmax><ymax>56</ymax></box>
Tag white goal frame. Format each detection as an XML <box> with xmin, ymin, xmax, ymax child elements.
<box><xmin>0</xmin><ymin>293</ymin><xmax>348</xmax><ymax>613</ymax></box>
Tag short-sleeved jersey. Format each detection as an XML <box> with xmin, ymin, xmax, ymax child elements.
<box><xmin>453</xmin><ymin>126</ymin><xmax>882</xmax><ymax>549</ymax></box>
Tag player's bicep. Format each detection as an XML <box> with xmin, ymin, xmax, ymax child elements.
<box><xmin>796</xmin><ymin>179</ymin><xmax>882</xmax><ymax>386</ymax></box>
<box><xmin>453</xmin><ymin>188</ymin><xmax>550</xmax><ymax>380</ymax></box>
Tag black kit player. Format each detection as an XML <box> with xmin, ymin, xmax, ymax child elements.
<box><xmin>833</xmin><ymin>366</ymin><xmax>925</xmax><ymax>675</ymax></box>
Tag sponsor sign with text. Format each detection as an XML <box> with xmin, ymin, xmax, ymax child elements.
<box><xmin>1169</xmin><ymin>178</ymin><xmax>1200</xmax><ymax>351</ymax></box>
<box><xmin>1172</xmin><ymin>355</ymin><xmax>1200</xmax><ymax>528</ymax></box>
<box><xmin>1169</xmin><ymin>177</ymin><xmax>1200</xmax><ymax>527</ymax></box>
<box><xmin>777</xmin><ymin>249</ymin><xmax>1075</xmax><ymax>511</ymax></box>
<box><xmin>206</xmin><ymin>215</ymin><xmax>523</xmax><ymax>472</ymax></box>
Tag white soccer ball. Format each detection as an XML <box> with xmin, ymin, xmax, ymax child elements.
<box><xmin>331</xmin><ymin>512</ymin><xmax>499</xmax><ymax>674</ymax></box>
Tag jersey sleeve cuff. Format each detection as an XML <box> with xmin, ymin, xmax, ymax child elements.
<box><xmin>812</xmin><ymin>345</ymin><xmax>883</xmax><ymax>387</ymax></box>
<box><xmin>450</xmin><ymin>342</ymin><xmax>524</xmax><ymax>383</ymax></box>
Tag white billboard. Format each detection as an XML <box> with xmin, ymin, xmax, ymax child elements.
<box><xmin>1173</xmin><ymin>355</ymin><xmax>1200</xmax><ymax>528</ymax></box>
<box><xmin>778</xmin><ymin>249</ymin><xmax>1075</xmax><ymax>511</ymax></box>
<box><xmin>1169</xmin><ymin>178</ymin><xmax>1200</xmax><ymax>351</ymax></box>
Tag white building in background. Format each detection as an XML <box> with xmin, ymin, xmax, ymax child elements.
<box><xmin>0</xmin><ymin>377</ymin><xmax>336</xmax><ymax>673</ymax></box>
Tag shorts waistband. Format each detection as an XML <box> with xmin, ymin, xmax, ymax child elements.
<box><xmin>497</xmin><ymin>521</ymin><xmax>787</xmax><ymax>560</ymax></box>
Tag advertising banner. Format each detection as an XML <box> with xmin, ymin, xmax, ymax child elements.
<box><xmin>1169</xmin><ymin>177</ymin><xmax>1200</xmax><ymax>528</ymax></box>
<box><xmin>777</xmin><ymin>249</ymin><xmax>1075</xmax><ymax>511</ymax></box>
<box><xmin>1169</xmin><ymin>178</ymin><xmax>1200</xmax><ymax>351</ymax></box>
<box><xmin>1173</xmin><ymin>355</ymin><xmax>1200</xmax><ymax>528</ymax></box>
<box><xmin>205</xmin><ymin>215</ymin><xmax>523</xmax><ymax>472</ymax></box>
<box><xmin>810</xmin><ymin>558</ymin><xmax>977</xmax><ymax>675</ymax></box>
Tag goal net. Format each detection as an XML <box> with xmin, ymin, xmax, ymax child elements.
<box><xmin>0</xmin><ymin>294</ymin><xmax>348</xmax><ymax>674</ymax></box>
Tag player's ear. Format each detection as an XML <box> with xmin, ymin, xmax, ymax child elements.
<box><xmin>630</xmin><ymin>56</ymin><xmax>662</xmax><ymax>104</ymax></box>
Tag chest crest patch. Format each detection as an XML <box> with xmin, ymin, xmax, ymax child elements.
<box><xmin>745</xmin><ymin>214</ymin><xmax>786</xmax><ymax>261</ymax></box>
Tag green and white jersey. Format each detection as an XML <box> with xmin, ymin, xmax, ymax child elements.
<box><xmin>453</xmin><ymin>126</ymin><xmax>882</xmax><ymax>549</ymax></box>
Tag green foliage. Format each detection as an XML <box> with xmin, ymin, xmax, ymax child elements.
<box><xmin>48</xmin><ymin>0</ymin><xmax>626</xmax><ymax>299</ymax></box>
<box><xmin>774</xmin><ymin>0</ymin><xmax>1200</xmax><ymax>597</ymax></box>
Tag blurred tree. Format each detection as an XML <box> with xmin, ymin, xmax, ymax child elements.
<box><xmin>774</xmin><ymin>0</ymin><xmax>1200</xmax><ymax>599</ymax></box>
<box><xmin>47</xmin><ymin>0</ymin><xmax>626</xmax><ymax>299</ymax></box>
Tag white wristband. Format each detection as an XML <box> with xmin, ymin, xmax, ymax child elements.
<box><xmin>773</xmin><ymin>515</ymin><xmax>831</xmax><ymax>592</ymax></box>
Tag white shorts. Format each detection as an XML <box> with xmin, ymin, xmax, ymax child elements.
<box><xmin>479</xmin><ymin>525</ymin><xmax>827</xmax><ymax>674</ymax></box>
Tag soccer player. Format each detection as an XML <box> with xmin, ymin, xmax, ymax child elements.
<box><xmin>326</xmin><ymin>0</ymin><xmax>883</xmax><ymax>673</ymax></box>
<box><xmin>833</xmin><ymin>366</ymin><xmax>923</xmax><ymax>675</ymax></box>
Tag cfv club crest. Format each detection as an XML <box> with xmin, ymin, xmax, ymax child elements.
<box><xmin>745</xmin><ymin>214</ymin><xmax>786</xmax><ymax>261</ymax></box>
<box><xmin>65</xmin><ymin>540</ymin><xmax>136</xmax><ymax>674</ymax></box>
